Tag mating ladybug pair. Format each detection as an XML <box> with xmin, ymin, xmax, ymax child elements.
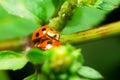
<box><xmin>32</xmin><ymin>26</ymin><xmax>61</xmax><ymax>50</ymax></box>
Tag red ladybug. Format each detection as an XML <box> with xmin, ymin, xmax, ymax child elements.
<box><xmin>32</xmin><ymin>26</ymin><xmax>60</xmax><ymax>43</ymax></box>
<box><xmin>32</xmin><ymin>25</ymin><xmax>61</xmax><ymax>50</ymax></box>
<box><xmin>34</xmin><ymin>38</ymin><xmax>61</xmax><ymax>50</ymax></box>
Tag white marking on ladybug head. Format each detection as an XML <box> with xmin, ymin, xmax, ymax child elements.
<box><xmin>47</xmin><ymin>32</ymin><xmax>60</xmax><ymax>40</ymax></box>
<box><xmin>47</xmin><ymin>32</ymin><xmax>54</xmax><ymax>37</ymax></box>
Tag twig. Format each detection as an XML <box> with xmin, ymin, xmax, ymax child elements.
<box><xmin>0</xmin><ymin>38</ymin><xmax>26</xmax><ymax>50</ymax></box>
<box><xmin>48</xmin><ymin>0</ymin><xmax>76</xmax><ymax>31</ymax></box>
<box><xmin>60</xmin><ymin>21</ymin><xmax>120</xmax><ymax>44</ymax></box>
<box><xmin>48</xmin><ymin>0</ymin><xmax>105</xmax><ymax>32</ymax></box>
<box><xmin>35</xmin><ymin>65</ymin><xmax>41</xmax><ymax>80</ymax></box>
<box><xmin>0</xmin><ymin>21</ymin><xmax>120</xmax><ymax>50</ymax></box>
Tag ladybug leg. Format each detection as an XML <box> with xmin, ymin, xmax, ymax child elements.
<box><xmin>34</xmin><ymin>42</ymin><xmax>40</xmax><ymax>47</ymax></box>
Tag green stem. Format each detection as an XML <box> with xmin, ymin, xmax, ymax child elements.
<box><xmin>48</xmin><ymin>0</ymin><xmax>76</xmax><ymax>31</ymax></box>
<box><xmin>48</xmin><ymin>0</ymin><xmax>103</xmax><ymax>32</ymax></box>
<box><xmin>35</xmin><ymin>65</ymin><xmax>41</xmax><ymax>80</ymax></box>
<box><xmin>0</xmin><ymin>38</ymin><xmax>26</xmax><ymax>50</ymax></box>
<box><xmin>0</xmin><ymin>22</ymin><xmax>120</xmax><ymax>50</ymax></box>
<box><xmin>0</xmin><ymin>36</ymin><xmax>33</xmax><ymax>51</ymax></box>
<box><xmin>60</xmin><ymin>21</ymin><xmax>120</xmax><ymax>44</ymax></box>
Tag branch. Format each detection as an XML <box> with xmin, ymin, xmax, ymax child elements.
<box><xmin>48</xmin><ymin>0</ymin><xmax>76</xmax><ymax>31</ymax></box>
<box><xmin>48</xmin><ymin>0</ymin><xmax>105</xmax><ymax>32</ymax></box>
<box><xmin>0</xmin><ymin>37</ymin><xmax>33</xmax><ymax>51</ymax></box>
<box><xmin>0</xmin><ymin>38</ymin><xmax>26</xmax><ymax>50</ymax></box>
<box><xmin>60</xmin><ymin>21</ymin><xmax>120</xmax><ymax>44</ymax></box>
<box><xmin>0</xmin><ymin>21</ymin><xmax>120</xmax><ymax>50</ymax></box>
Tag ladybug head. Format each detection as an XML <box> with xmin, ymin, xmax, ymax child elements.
<box><xmin>42</xmin><ymin>26</ymin><xmax>60</xmax><ymax>40</ymax></box>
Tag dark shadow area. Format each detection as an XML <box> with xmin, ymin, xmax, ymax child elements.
<box><xmin>100</xmin><ymin>6</ymin><xmax>120</xmax><ymax>25</ymax></box>
<box><xmin>8</xmin><ymin>62</ymin><xmax>34</xmax><ymax>80</ymax></box>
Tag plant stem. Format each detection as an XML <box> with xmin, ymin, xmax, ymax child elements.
<box><xmin>1</xmin><ymin>22</ymin><xmax>120</xmax><ymax>50</ymax></box>
<box><xmin>48</xmin><ymin>0</ymin><xmax>76</xmax><ymax>32</ymax></box>
<box><xmin>60</xmin><ymin>21</ymin><xmax>120</xmax><ymax>44</ymax></box>
<box><xmin>48</xmin><ymin>0</ymin><xmax>104</xmax><ymax>32</ymax></box>
<box><xmin>0</xmin><ymin>38</ymin><xmax>26</xmax><ymax>50</ymax></box>
<box><xmin>35</xmin><ymin>65</ymin><xmax>41</xmax><ymax>80</ymax></box>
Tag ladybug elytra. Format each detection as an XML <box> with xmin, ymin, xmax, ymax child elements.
<box><xmin>32</xmin><ymin>26</ymin><xmax>60</xmax><ymax>41</ymax></box>
<box><xmin>32</xmin><ymin>25</ymin><xmax>61</xmax><ymax>50</ymax></box>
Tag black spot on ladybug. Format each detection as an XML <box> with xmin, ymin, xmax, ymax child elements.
<box><xmin>36</xmin><ymin>33</ymin><xmax>39</xmax><ymax>37</ymax></box>
<box><xmin>42</xmin><ymin>28</ymin><xmax>46</xmax><ymax>31</ymax></box>
<box><xmin>47</xmin><ymin>41</ymin><xmax>52</xmax><ymax>44</ymax></box>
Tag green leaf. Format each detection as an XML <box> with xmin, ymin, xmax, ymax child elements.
<box><xmin>27</xmin><ymin>48</ymin><xmax>49</xmax><ymax>64</ymax></box>
<box><xmin>23</xmin><ymin>0</ymin><xmax>46</xmax><ymax>21</ymax></box>
<box><xmin>61</xmin><ymin>6</ymin><xmax>106</xmax><ymax>34</ymax></box>
<box><xmin>68</xmin><ymin>75</ymin><xmax>82</xmax><ymax>80</ymax></box>
<box><xmin>0</xmin><ymin>0</ymin><xmax>55</xmax><ymax>22</ymax></box>
<box><xmin>78</xmin><ymin>66</ymin><xmax>103</xmax><ymax>79</ymax></box>
<box><xmin>23</xmin><ymin>0</ymin><xmax>55</xmax><ymax>21</ymax></box>
<box><xmin>52</xmin><ymin>0</ymin><xmax>65</xmax><ymax>8</ymax></box>
<box><xmin>69</xmin><ymin>62</ymin><xmax>82</xmax><ymax>74</ymax></box>
<box><xmin>62</xmin><ymin>0</ymin><xmax>120</xmax><ymax>34</ymax></box>
<box><xmin>0</xmin><ymin>6</ymin><xmax>39</xmax><ymax>40</ymax></box>
<box><xmin>41</xmin><ymin>0</ymin><xmax>56</xmax><ymax>20</ymax></box>
<box><xmin>0</xmin><ymin>0</ymin><xmax>38</xmax><ymax>22</ymax></box>
<box><xmin>99</xmin><ymin>0</ymin><xmax>120</xmax><ymax>11</ymax></box>
<box><xmin>52</xmin><ymin>0</ymin><xmax>65</xmax><ymax>16</ymax></box>
<box><xmin>0</xmin><ymin>51</ymin><xmax>28</xmax><ymax>70</ymax></box>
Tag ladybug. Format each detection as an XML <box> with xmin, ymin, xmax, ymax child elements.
<box><xmin>34</xmin><ymin>38</ymin><xmax>61</xmax><ymax>50</ymax></box>
<box><xmin>32</xmin><ymin>26</ymin><xmax>60</xmax><ymax>44</ymax></box>
<box><xmin>32</xmin><ymin>25</ymin><xmax>61</xmax><ymax>50</ymax></box>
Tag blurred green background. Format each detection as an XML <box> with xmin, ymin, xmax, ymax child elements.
<box><xmin>0</xmin><ymin>0</ymin><xmax>120</xmax><ymax>80</ymax></box>
<box><xmin>79</xmin><ymin>8</ymin><xmax>120</xmax><ymax>80</ymax></box>
<box><xmin>66</xmin><ymin>4</ymin><xmax>120</xmax><ymax>80</ymax></box>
